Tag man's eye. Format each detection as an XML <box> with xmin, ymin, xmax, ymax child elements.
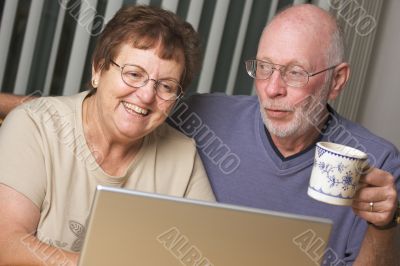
<box><xmin>288</xmin><ymin>70</ymin><xmax>303</xmax><ymax>76</ymax></box>
<box><xmin>286</xmin><ymin>67</ymin><xmax>306</xmax><ymax>78</ymax></box>
<box><xmin>259</xmin><ymin>63</ymin><xmax>272</xmax><ymax>71</ymax></box>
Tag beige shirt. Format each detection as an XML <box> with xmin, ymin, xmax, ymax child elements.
<box><xmin>0</xmin><ymin>91</ymin><xmax>214</xmax><ymax>252</ymax></box>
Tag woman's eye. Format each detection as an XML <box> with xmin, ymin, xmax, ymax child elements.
<box><xmin>126</xmin><ymin>72</ymin><xmax>143</xmax><ymax>79</ymax></box>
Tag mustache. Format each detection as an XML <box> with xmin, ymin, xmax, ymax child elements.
<box><xmin>262</xmin><ymin>102</ymin><xmax>294</xmax><ymax>111</ymax></box>
<box><xmin>261</xmin><ymin>95</ymin><xmax>314</xmax><ymax>111</ymax></box>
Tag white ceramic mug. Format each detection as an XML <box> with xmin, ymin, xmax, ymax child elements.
<box><xmin>308</xmin><ymin>142</ymin><xmax>368</xmax><ymax>206</ymax></box>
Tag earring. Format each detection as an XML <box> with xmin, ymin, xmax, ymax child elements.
<box><xmin>92</xmin><ymin>79</ymin><xmax>98</xmax><ymax>88</ymax></box>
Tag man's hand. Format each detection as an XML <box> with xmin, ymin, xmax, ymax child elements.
<box><xmin>352</xmin><ymin>168</ymin><xmax>398</xmax><ymax>227</ymax></box>
<box><xmin>351</xmin><ymin>168</ymin><xmax>399</xmax><ymax>266</ymax></box>
<box><xmin>0</xmin><ymin>91</ymin><xmax>41</xmax><ymax>120</ymax></box>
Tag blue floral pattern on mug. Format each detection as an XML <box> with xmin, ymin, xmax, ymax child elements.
<box><xmin>309</xmin><ymin>143</ymin><xmax>367</xmax><ymax>204</ymax></box>
<box><xmin>313</xmin><ymin>161</ymin><xmax>357</xmax><ymax>192</ymax></box>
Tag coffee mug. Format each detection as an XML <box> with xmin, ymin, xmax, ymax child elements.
<box><xmin>308</xmin><ymin>142</ymin><xmax>368</xmax><ymax>206</ymax></box>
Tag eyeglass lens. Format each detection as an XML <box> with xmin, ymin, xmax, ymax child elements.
<box><xmin>117</xmin><ymin>63</ymin><xmax>182</xmax><ymax>100</ymax></box>
<box><xmin>246</xmin><ymin>60</ymin><xmax>309</xmax><ymax>87</ymax></box>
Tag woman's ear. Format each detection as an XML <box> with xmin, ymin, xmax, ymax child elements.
<box><xmin>91</xmin><ymin>66</ymin><xmax>100</xmax><ymax>88</ymax></box>
<box><xmin>327</xmin><ymin>62</ymin><xmax>350</xmax><ymax>101</ymax></box>
<box><xmin>91</xmin><ymin>60</ymin><xmax>104</xmax><ymax>88</ymax></box>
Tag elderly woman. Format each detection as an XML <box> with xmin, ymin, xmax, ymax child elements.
<box><xmin>0</xmin><ymin>5</ymin><xmax>214</xmax><ymax>265</ymax></box>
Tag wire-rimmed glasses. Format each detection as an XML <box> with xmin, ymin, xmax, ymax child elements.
<box><xmin>245</xmin><ymin>59</ymin><xmax>338</xmax><ymax>88</ymax></box>
<box><xmin>110</xmin><ymin>60</ymin><xmax>183</xmax><ymax>101</ymax></box>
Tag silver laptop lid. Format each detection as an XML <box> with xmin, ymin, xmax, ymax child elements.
<box><xmin>79</xmin><ymin>186</ymin><xmax>332</xmax><ymax>266</ymax></box>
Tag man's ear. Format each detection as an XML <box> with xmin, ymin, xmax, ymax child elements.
<box><xmin>328</xmin><ymin>62</ymin><xmax>350</xmax><ymax>100</ymax></box>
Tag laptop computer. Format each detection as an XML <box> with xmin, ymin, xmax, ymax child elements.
<box><xmin>79</xmin><ymin>186</ymin><xmax>332</xmax><ymax>266</ymax></box>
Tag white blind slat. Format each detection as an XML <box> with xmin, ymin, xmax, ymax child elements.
<box><xmin>0</xmin><ymin>0</ymin><xmax>18</xmax><ymax>88</ymax></box>
<box><xmin>63</xmin><ymin>0</ymin><xmax>98</xmax><ymax>95</ymax></box>
<box><xmin>293</xmin><ymin>0</ymin><xmax>308</xmax><ymax>4</ymax></box>
<box><xmin>226</xmin><ymin>0</ymin><xmax>253</xmax><ymax>95</ymax></box>
<box><xmin>103</xmin><ymin>0</ymin><xmax>123</xmax><ymax>24</ymax></box>
<box><xmin>312</xmin><ymin>0</ymin><xmax>331</xmax><ymax>10</ymax></box>
<box><xmin>267</xmin><ymin>0</ymin><xmax>279</xmax><ymax>23</ymax></box>
<box><xmin>161</xmin><ymin>0</ymin><xmax>179</xmax><ymax>13</ymax></box>
<box><xmin>136</xmin><ymin>0</ymin><xmax>151</xmax><ymax>5</ymax></box>
<box><xmin>14</xmin><ymin>0</ymin><xmax>45</xmax><ymax>94</ymax></box>
<box><xmin>43</xmin><ymin>5</ymin><xmax>67</xmax><ymax>96</ymax></box>
<box><xmin>197</xmin><ymin>0</ymin><xmax>230</xmax><ymax>94</ymax></box>
<box><xmin>186</xmin><ymin>0</ymin><xmax>204</xmax><ymax>31</ymax></box>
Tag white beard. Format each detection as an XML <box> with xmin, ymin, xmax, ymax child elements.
<box><xmin>259</xmin><ymin>82</ymin><xmax>331</xmax><ymax>138</ymax></box>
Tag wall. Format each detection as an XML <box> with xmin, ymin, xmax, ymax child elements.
<box><xmin>357</xmin><ymin>0</ymin><xmax>400</xmax><ymax>149</ymax></box>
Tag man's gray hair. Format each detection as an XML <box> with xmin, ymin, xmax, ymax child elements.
<box><xmin>327</xmin><ymin>20</ymin><xmax>346</xmax><ymax>66</ymax></box>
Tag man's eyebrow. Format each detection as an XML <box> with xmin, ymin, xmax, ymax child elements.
<box><xmin>256</xmin><ymin>57</ymin><xmax>273</xmax><ymax>62</ymax></box>
<box><xmin>280</xmin><ymin>59</ymin><xmax>309</xmax><ymax>69</ymax></box>
<box><xmin>256</xmin><ymin>57</ymin><xmax>311</xmax><ymax>70</ymax></box>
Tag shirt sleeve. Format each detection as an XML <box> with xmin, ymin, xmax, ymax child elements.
<box><xmin>381</xmin><ymin>146</ymin><xmax>400</xmax><ymax>193</ymax></box>
<box><xmin>0</xmin><ymin>105</ymin><xmax>47</xmax><ymax>208</ymax></box>
<box><xmin>343</xmin><ymin>144</ymin><xmax>400</xmax><ymax>264</ymax></box>
<box><xmin>342</xmin><ymin>216</ymin><xmax>368</xmax><ymax>265</ymax></box>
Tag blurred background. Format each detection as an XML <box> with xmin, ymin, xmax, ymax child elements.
<box><xmin>0</xmin><ymin>0</ymin><xmax>398</xmax><ymax>147</ymax></box>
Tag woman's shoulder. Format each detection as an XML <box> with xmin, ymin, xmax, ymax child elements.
<box><xmin>23</xmin><ymin>91</ymin><xmax>86</xmax><ymax>116</ymax></box>
<box><xmin>2</xmin><ymin>92</ymin><xmax>87</xmax><ymax>137</ymax></box>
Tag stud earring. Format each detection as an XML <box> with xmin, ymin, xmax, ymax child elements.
<box><xmin>92</xmin><ymin>79</ymin><xmax>98</xmax><ymax>88</ymax></box>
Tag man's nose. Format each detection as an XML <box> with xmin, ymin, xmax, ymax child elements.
<box><xmin>263</xmin><ymin>69</ymin><xmax>287</xmax><ymax>98</ymax></box>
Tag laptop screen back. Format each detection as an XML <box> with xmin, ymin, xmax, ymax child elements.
<box><xmin>79</xmin><ymin>186</ymin><xmax>332</xmax><ymax>266</ymax></box>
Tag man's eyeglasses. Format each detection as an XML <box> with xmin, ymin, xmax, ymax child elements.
<box><xmin>245</xmin><ymin>59</ymin><xmax>338</xmax><ymax>88</ymax></box>
<box><xmin>110</xmin><ymin>60</ymin><xmax>183</xmax><ymax>101</ymax></box>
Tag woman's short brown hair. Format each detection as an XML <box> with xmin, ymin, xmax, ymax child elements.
<box><xmin>92</xmin><ymin>5</ymin><xmax>202</xmax><ymax>91</ymax></box>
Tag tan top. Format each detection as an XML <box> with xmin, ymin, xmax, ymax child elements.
<box><xmin>0</xmin><ymin>91</ymin><xmax>214</xmax><ymax>252</ymax></box>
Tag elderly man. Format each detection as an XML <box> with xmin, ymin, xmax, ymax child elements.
<box><xmin>171</xmin><ymin>4</ymin><xmax>399</xmax><ymax>265</ymax></box>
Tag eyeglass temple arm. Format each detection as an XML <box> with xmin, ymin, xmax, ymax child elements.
<box><xmin>309</xmin><ymin>65</ymin><xmax>338</xmax><ymax>77</ymax></box>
